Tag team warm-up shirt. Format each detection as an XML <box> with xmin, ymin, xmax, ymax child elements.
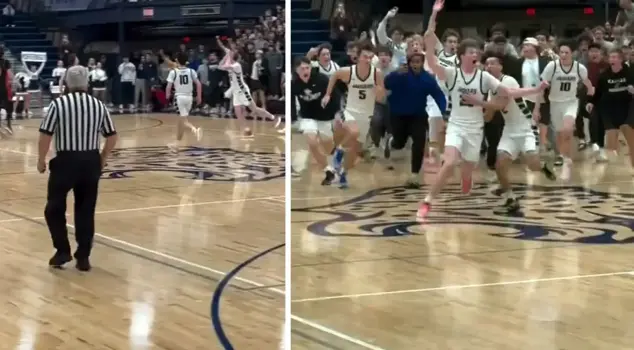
<box><xmin>167</xmin><ymin>67</ymin><xmax>198</xmax><ymax>96</ymax></box>
<box><xmin>541</xmin><ymin>60</ymin><xmax>588</xmax><ymax>102</ymax></box>
<box><xmin>291</xmin><ymin>68</ymin><xmax>340</xmax><ymax>121</ymax></box>
<box><xmin>445</xmin><ymin>66</ymin><xmax>500</xmax><ymax>129</ymax></box>
<box><xmin>591</xmin><ymin>65</ymin><xmax>634</xmax><ymax>113</ymax></box>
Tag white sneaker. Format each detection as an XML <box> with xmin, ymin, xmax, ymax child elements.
<box><xmin>596</xmin><ymin>149</ymin><xmax>608</xmax><ymax>162</ymax></box>
<box><xmin>591</xmin><ymin>143</ymin><xmax>600</xmax><ymax>154</ymax></box>
<box><xmin>560</xmin><ymin>162</ymin><xmax>571</xmax><ymax>181</ymax></box>
<box><xmin>485</xmin><ymin>169</ymin><xmax>498</xmax><ymax>184</ymax></box>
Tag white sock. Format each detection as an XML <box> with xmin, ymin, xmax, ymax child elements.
<box><xmin>424</xmin><ymin>195</ymin><xmax>432</xmax><ymax>203</ymax></box>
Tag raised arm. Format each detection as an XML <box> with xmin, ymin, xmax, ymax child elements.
<box><xmin>216</xmin><ymin>36</ymin><xmax>231</xmax><ymax>56</ymax></box>
<box><xmin>423</xmin><ymin>32</ymin><xmax>446</xmax><ymax>80</ymax></box>
<box><xmin>376</xmin><ymin>8</ymin><xmax>397</xmax><ymax>46</ymax></box>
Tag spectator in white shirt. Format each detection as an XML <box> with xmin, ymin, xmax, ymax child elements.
<box><xmin>118</xmin><ymin>57</ymin><xmax>136</xmax><ymax>113</ymax></box>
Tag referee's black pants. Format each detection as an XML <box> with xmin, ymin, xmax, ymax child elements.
<box><xmin>45</xmin><ymin>151</ymin><xmax>101</xmax><ymax>259</ymax></box>
<box><xmin>484</xmin><ymin>112</ymin><xmax>505</xmax><ymax>170</ymax></box>
<box><xmin>390</xmin><ymin>114</ymin><xmax>427</xmax><ymax>174</ymax></box>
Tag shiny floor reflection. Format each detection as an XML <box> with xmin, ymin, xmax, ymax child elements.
<box><xmin>291</xmin><ymin>149</ymin><xmax>634</xmax><ymax>350</ymax></box>
<box><xmin>0</xmin><ymin>114</ymin><xmax>284</xmax><ymax>349</ymax></box>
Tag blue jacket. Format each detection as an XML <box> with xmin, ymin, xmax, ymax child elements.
<box><xmin>385</xmin><ymin>69</ymin><xmax>447</xmax><ymax>117</ymax></box>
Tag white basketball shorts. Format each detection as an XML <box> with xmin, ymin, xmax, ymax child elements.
<box><xmin>343</xmin><ymin>110</ymin><xmax>371</xmax><ymax>143</ymax></box>
<box><xmin>444</xmin><ymin>121</ymin><xmax>484</xmax><ymax>163</ymax></box>
<box><xmin>497</xmin><ymin>130</ymin><xmax>537</xmax><ymax>160</ymax></box>
<box><xmin>426</xmin><ymin>95</ymin><xmax>445</xmax><ymax>119</ymax></box>
<box><xmin>549</xmin><ymin>100</ymin><xmax>578</xmax><ymax>132</ymax></box>
<box><xmin>232</xmin><ymin>87</ymin><xmax>253</xmax><ymax>107</ymax></box>
<box><xmin>176</xmin><ymin>95</ymin><xmax>193</xmax><ymax>117</ymax></box>
<box><xmin>299</xmin><ymin>118</ymin><xmax>334</xmax><ymax>138</ymax></box>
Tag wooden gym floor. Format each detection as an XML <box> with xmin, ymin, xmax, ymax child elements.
<box><xmin>291</xmin><ymin>148</ymin><xmax>634</xmax><ymax>349</ymax></box>
<box><xmin>0</xmin><ymin>114</ymin><xmax>285</xmax><ymax>349</ymax></box>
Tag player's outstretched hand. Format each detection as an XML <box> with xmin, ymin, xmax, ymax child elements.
<box><xmin>321</xmin><ymin>95</ymin><xmax>330</xmax><ymax>108</ymax></box>
<box><xmin>539</xmin><ymin>80</ymin><xmax>550</xmax><ymax>90</ymax></box>
<box><xmin>433</xmin><ymin>0</ymin><xmax>444</xmax><ymax>12</ymax></box>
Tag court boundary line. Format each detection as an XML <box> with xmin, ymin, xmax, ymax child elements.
<box><xmin>0</xmin><ymin>195</ymin><xmax>284</xmax><ymax>224</ymax></box>
<box><xmin>292</xmin><ymin>270</ymin><xmax>634</xmax><ymax>303</ymax></box>
<box><xmin>291</xmin><ymin>315</ymin><xmax>388</xmax><ymax>350</ymax></box>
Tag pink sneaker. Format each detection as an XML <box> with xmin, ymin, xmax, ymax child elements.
<box><xmin>417</xmin><ymin>202</ymin><xmax>431</xmax><ymax>219</ymax></box>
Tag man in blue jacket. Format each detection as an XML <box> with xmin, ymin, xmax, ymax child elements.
<box><xmin>385</xmin><ymin>53</ymin><xmax>446</xmax><ymax>188</ymax></box>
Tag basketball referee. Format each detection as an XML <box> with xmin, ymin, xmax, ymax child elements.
<box><xmin>37</xmin><ymin>65</ymin><xmax>118</xmax><ymax>271</ymax></box>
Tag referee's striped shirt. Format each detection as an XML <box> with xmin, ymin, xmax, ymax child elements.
<box><xmin>39</xmin><ymin>92</ymin><xmax>116</xmax><ymax>152</ymax></box>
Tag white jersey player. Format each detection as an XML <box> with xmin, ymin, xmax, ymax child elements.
<box><xmin>323</xmin><ymin>42</ymin><xmax>385</xmax><ymax>188</ymax></box>
<box><xmin>482</xmin><ymin>55</ymin><xmax>556</xmax><ymax>214</ymax></box>
<box><xmin>216</xmin><ymin>37</ymin><xmax>275</xmax><ymax>137</ymax></box>
<box><xmin>307</xmin><ymin>44</ymin><xmax>340</xmax><ymax>77</ymax></box>
<box><xmin>424</xmin><ymin>28</ymin><xmax>460</xmax><ymax>162</ymax></box>
<box><xmin>419</xmin><ymin>0</ymin><xmax>546</xmax><ymax>218</ymax></box>
<box><xmin>536</xmin><ymin>41</ymin><xmax>593</xmax><ymax>180</ymax></box>
<box><xmin>165</xmin><ymin>53</ymin><xmax>203</xmax><ymax>150</ymax></box>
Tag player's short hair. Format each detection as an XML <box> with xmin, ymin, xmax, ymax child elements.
<box><xmin>557</xmin><ymin>39</ymin><xmax>576</xmax><ymax>52</ymax></box>
<box><xmin>441</xmin><ymin>29</ymin><xmax>460</xmax><ymax>42</ymax></box>
<box><xmin>355</xmin><ymin>41</ymin><xmax>375</xmax><ymax>54</ymax></box>
<box><xmin>176</xmin><ymin>52</ymin><xmax>188</xmax><ymax>65</ymax></box>
<box><xmin>457</xmin><ymin>38</ymin><xmax>480</xmax><ymax>57</ymax></box>
<box><xmin>317</xmin><ymin>43</ymin><xmax>332</xmax><ymax>56</ymax></box>
<box><xmin>481</xmin><ymin>51</ymin><xmax>504</xmax><ymax>65</ymax></box>
<box><xmin>294</xmin><ymin>56</ymin><xmax>311</xmax><ymax>68</ymax></box>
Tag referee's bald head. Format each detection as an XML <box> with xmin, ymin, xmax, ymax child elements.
<box><xmin>65</xmin><ymin>65</ymin><xmax>89</xmax><ymax>92</ymax></box>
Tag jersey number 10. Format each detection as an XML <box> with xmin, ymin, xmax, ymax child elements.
<box><xmin>180</xmin><ymin>75</ymin><xmax>189</xmax><ymax>85</ymax></box>
<box><xmin>559</xmin><ymin>82</ymin><xmax>571</xmax><ymax>91</ymax></box>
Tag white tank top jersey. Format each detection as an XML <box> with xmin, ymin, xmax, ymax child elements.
<box><xmin>541</xmin><ymin>59</ymin><xmax>587</xmax><ymax>102</ymax></box>
<box><xmin>437</xmin><ymin>49</ymin><xmax>458</xmax><ymax>68</ymax></box>
<box><xmin>446</xmin><ymin>66</ymin><xmax>500</xmax><ymax>129</ymax></box>
<box><xmin>167</xmin><ymin>67</ymin><xmax>198</xmax><ymax>96</ymax></box>
<box><xmin>228</xmin><ymin>62</ymin><xmax>250</xmax><ymax>93</ymax></box>
<box><xmin>490</xmin><ymin>75</ymin><xmax>532</xmax><ymax>133</ymax></box>
<box><xmin>345</xmin><ymin>64</ymin><xmax>377</xmax><ymax>119</ymax></box>
<box><xmin>311</xmin><ymin>60</ymin><xmax>339</xmax><ymax>77</ymax></box>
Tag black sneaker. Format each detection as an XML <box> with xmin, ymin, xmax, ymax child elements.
<box><xmin>75</xmin><ymin>257</ymin><xmax>92</xmax><ymax>272</ymax></box>
<box><xmin>48</xmin><ymin>251</ymin><xmax>72</xmax><ymax>268</ymax></box>
<box><xmin>321</xmin><ymin>170</ymin><xmax>336</xmax><ymax>185</ymax></box>
<box><xmin>491</xmin><ymin>186</ymin><xmax>505</xmax><ymax>196</ymax></box>
<box><xmin>541</xmin><ymin>163</ymin><xmax>556</xmax><ymax>180</ymax></box>
<box><xmin>554</xmin><ymin>156</ymin><xmax>563</xmax><ymax>166</ymax></box>
<box><xmin>405</xmin><ymin>175</ymin><xmax>420</xmax><ymax>189</ymax></box>
<box><xmin>493</xmin><ymin>198</ymin><xmax>520</xmax><ymax>215</ymax></box>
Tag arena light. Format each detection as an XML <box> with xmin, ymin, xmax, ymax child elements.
<box><xmin>584</xmin><ymin>7</ymin><xmax>594</xmax><ymax>15</ymax></box>
<box><xmin>526</xmin><ymin>8</ymin><xmax>536</xmax><ymax>16</ymax></box>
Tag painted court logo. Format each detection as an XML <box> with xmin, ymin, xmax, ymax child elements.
<box><xmin>102</xmin><ymin>146</ymin><xmax>285</xmax><ymax>182</ymax></box>
<box><xmin>294</xmin><ymin>184</ymin><xmax>634</xmax><ymax>244</ymax></box>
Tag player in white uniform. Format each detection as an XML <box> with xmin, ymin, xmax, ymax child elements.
<box><xmin>166</xmin><ymin>53</ymin><xmax>203</xmax><ymax>151</ymax></box>
<box><xmin>216</xmin><ymin>38</ymin><xmax>275</xmax><ymax>137</ymax></box>
<box><xmin>419</xmin><ymin>0</ymin><xmax>547</xmax><ymax>218</ymax></box>
<box><xmin>483</xmin><ymin>54</ymin><xmax>556</xmax><ymax>214</ymax></box>
<box><xmin>535</xmin><ymin>40</ymin><xmax>593</xmax><ymax>181</ymax></box>
<box><xmin>424</xmin><ymin>25</ymin><xmax>460</xmax><ymax>163</ymax></box>
<box><xmin>323</xmin><ymin>41</ymin><xmax>385</xmax><ymax>188</ymax></box>
<box><xmin>307</xmin><ymin>43</ymin><xmax>340</xmax><ymax>77</ymax></box>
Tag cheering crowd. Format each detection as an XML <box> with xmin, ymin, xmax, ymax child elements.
<box><xmin>292</xmin><ymin>0</ymin><xmax>634</xmax><ymax>217</ymax></box>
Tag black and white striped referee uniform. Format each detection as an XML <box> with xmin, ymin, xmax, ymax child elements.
<box><xmin>37</xmin><ymin>65</ymin><xmax>118</xmax><ymax>272</ymax></box>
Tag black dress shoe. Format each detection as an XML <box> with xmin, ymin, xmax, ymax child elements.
<box><xmin>75</xmin><ymin>257</ymin><xmax>91</xmax><ymax>272</ymax></box>
<box><xmin>48</xmin><ymin>252</ymin><xmax>72</xmax><ymax>268</ymax></box>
